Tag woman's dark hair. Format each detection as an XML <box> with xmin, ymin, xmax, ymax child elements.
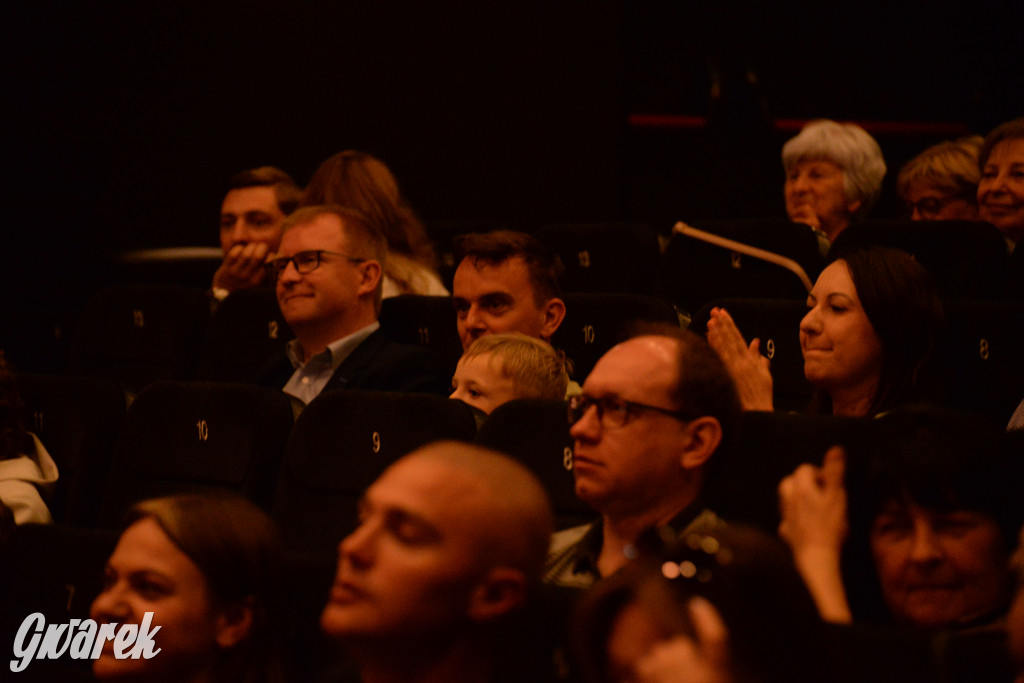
<box><xmin>843</xmin><ymin>405</ymin><xmax>1023</xmax><ymax>621</ymax></box>
<box><xmin>810</xmin><ymin>246</ymin><xmax>946</xmax><ymax>416</ymax></box>
<box><xmin>0</xmin><ymin>352</ymin><xmax>32</xmax><ymax>462</ymax></box>
<box><xmin>572</xmin><ymin>524</ymin><xmax>835</xmax><ymax>683</ymax></box>
<box><xmin>123</xmin><ymin>493</ymin><xmax>286</xmax><ymax>683</ymax></box>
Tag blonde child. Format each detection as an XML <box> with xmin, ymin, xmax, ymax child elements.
<box><xmin>450</xmin><ymin>333</ymin><xmax>572</xmax><ymax>415</ymax></box>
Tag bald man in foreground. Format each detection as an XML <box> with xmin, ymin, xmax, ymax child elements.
<box><xmin>321</xmin><ymin>441</ymin><xmax>557</xmax><ymax>683</ymax></box>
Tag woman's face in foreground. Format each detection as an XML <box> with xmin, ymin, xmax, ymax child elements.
<box><xmin>799</xmin><ymin>260</ymin><xmax>884</xmax><ymax>410</ymax></box>
<box><xmin>870</xmin><ymin>498</ymin><xmax>1009</xmax><ymax>628</ymax></box>
<box><xmin>90</xmin><ymin>518</ymin><xmax>237</xmax><ymax>681</ymax></box>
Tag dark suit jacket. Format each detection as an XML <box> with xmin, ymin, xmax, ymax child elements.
<box><xmin>255</xmin><ymin>328</ymin><xmax>447</xmax><ymax>399</ymax></box>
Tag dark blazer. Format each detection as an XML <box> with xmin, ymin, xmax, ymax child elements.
<box><xmin>255</xmin><ymin>328</ymin><xmax>447</xmax><ymax>399</ymax></box>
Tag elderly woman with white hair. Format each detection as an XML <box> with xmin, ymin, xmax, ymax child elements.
<box><xmin>783</xmin><ymin>119</ymin><xmax>887</xmax><ymax>243</ymax></box>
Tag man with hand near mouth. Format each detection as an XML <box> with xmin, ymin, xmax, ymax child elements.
<box><xmin>212</xmin><ymin>166</ymin><xmax>301</xmax><ymax>300</ymax></box>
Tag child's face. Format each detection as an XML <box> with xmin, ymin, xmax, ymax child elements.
<box><xmin>449</xmin><ymin>352</ymin><xmax>520</xmax><ymax>415</ymax></box>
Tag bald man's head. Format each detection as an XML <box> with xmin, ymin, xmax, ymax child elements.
<box><xmin>321</xmin><ymin>441</ymin><xmax>554</xmax><ymax>645</ymax></box>
<box><xmin>404</xmin><ymin>441</ymin><xmax>554</xmax><ymax>581</ymax></box>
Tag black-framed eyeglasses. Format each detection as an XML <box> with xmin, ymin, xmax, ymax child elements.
<box><xmin>567</xmin><ymin>394</ymin><xmax>697</xmax><ymax>429</ymax></box>
<box><xmin>263</xmin><ymin>250</ymin><xmax>366</xmax><ymax>280</ymax></box>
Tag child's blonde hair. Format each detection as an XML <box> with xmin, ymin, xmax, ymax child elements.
<box><xmin>462</xmin><ymin>333</ymin><xmax>572</xmax><ymax>400</ymax></box>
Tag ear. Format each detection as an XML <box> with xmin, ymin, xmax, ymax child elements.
<box><xmin>357</xmin><ymin>259</ymin><xmax>383</xmax><ymax>297</ymax></box>
<box><xmin>538</xmin><ymin>298</ymin><xmax>566</xmax><ymax>341</ymax></box>
<box><xmin>214</xmin><ymin>598</ymin><xmax>255</xmax><ymax>649</ymax></box>
<box><xmin>679</xmin><ymin>416</ymin><xmax>723</xmax><ymax>471</ymax></box>
<box><xmin>467</xmin><ymin>567</ymin><xmax>528</xmax><ymax>623</ymax></box>
<box><xmin>846</xmin><ymin>198</ymin><xmax>863</xmax><ymax>217</ymax></box>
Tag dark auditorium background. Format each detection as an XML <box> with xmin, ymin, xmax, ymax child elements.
<box><xmin>3</xmin><ymin>1</ymin><xmax>1022</xmax><ymax>309</ymax></box>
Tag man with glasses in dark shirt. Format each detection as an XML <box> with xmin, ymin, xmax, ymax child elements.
<box><xmin>544</xmin><ymin>328</ymin><xmax>740</xmax><ymax>588</ymax></box>
<box><xmin>257</xmin><ymin>205</ymin><xmax>444</xmax><ymax>404</ymax></box>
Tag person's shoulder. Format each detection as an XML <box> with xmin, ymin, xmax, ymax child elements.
<box><xmin>548</xmin><ymin>522</ymin><xmax>594</xmax><ymax>556</ymax></box>
<box><xmin>342</xmin><ymin>329</ymin><xmax>446</xmax><ymax>395</ymax></box>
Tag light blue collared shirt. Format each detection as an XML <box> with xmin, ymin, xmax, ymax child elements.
<box><xmin>283</xmin><ymin>322</ymin><xmax>380</xmax><ymax>405</ymax></box>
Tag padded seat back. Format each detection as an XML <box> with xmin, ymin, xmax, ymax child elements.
<box><xmin>424</xmin><ymin>220</ymin><xmax>505</xmax><ymax>291</ymax></box>
<box><xmin>271</xmin><ymin>391</ymin><xmax>478</xmax><ymax>552</ymax></box>
<box><xmin>70</xmin><ymin>284</ymin><xmax>211</xmax><ymax>396</ymax></box>
<box><xmin>660</xmin><ymin>220</ymin><xmax>823</xmax><ymax>317</ymax></box>
<box><xmin>536</xmin><ymin>222</ymin><xmax>661</xmax><ymax>295</ymax></box>
<box><xmin>691</xmin><ymin>298</ymin><xmax>813</xmax><ymax>411</ymax></box>
<box><xmin>16</xmin><ymin>374</ymin><xmax>127</xmax><ymax>525</ymax></box>
<box><xmin>98</xmin><ymin>380</ymin><xmax>294</xmax><ymax>526</ymax></box>
<box><xmin>552</xmin><ymin>292</ymin><xmax>680</xmax><ymax>383</ymax></box>
<box><xmin>829</xmin><ymin>220</ymin><xmax>1009</xmax><ymax>300</ymax></box>
<box><xmin>708</xmin><ymin>411</ymin><xmax>868</xmax><ymax>533</ymax></box>
<box><xmin>379</xmin><ymin>294</ymin><xmax>462</xmax><ymax>377</ymax></box>
<box><xmin>0</xmin><ymin>524</ymin><xmax>118</xmax><ymax>678</ymax></box>
<box><xmin>475</xmin><ymin>399</ymin><xmax>592</xmax><ymax>529</ymax></box>
<box><xmin>940</xmin><ymin>300</ymin><xmax>1024</xmax><ymax>424</ymax></box>
<box><xmin>196</xmin><ymin>287</ymin><xmax>294</xmax><ymax>382</ymax></box>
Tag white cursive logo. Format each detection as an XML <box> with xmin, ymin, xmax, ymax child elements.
<box><xmin>10</xmin><ymin>612</ymin><xmax>161</xmax><ymax>673</ymax></box>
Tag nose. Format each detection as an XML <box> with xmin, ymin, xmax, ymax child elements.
<box><xmin>277</xmin><ymin>258</ymin><xmax>302</xmax><ymax>285</ymax></box>
<box><xmin>90</xmin><ymin>584</ymin><xmax>131</xmax><ymax>623</ymax></box>
<box><xmin>339</xmin><ymin>521</ymin><xmax>377</xmax><ymax>570</ymax></box>
<box><xmin>464</xmin><ymin>305</ymin><xmax>487</xmax><ymax>333</ymax></box>
<box><xmin>909</xmin><ymin>522</ymin><xmax>943</xmax><ymax>563</ymax></box>
<box><xmin>569</xmin><ymin>402</ymin><xmax>602</xmax><ymax>442</ymax></box>
<box><xmin>799</xmin><ymin>306</ymin><xmax>821</xmax><ymax>337</ymax></box>
<box><xmin>910</xmin><ymin>205</ymin><xmax>924</xmax><ymax>221</ymax></box>
<box><xmin>233</xmin><ymin>222</ymin><xmax>250</xmax><ymax>245</ymax></box>
<box><xmin>789</xmin><ymin>172</ymin><xmax>810</xmax><ymax>193</ymax></box>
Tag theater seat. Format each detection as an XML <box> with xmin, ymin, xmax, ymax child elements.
<box><xmin>0</xmin><ymin>524</ymin><xmax>118</xmax><ymax>680</ymax></box>
<box><xmin>660</xmin><ymin>220</ymin><xmax>823</xmax><ymax>318</ymax></box>
<box><xmin>196</xmin><ymin>287</ymin><xmax>293</xmax><ymax>382</ymax></box>
<box><xmin>708</xmin><ymin>411</ymin><xmax>868</xmax><ymax>533</ymax></box>
<box><xmin>15</xmin><ymin>374</ymin><xmax>127</xmax><ymax>526</ymax></box>
<box><xmin>1006</xmin><ymin>243</ymin><xmax>1024</xmax><ymax>301</ymax></box>
<box><xmin>552</xmin><ymin>292</ymin><xmax>680</xmax><ymax>384</ymax></box>
<box><xmin>690</xmin><ymin>298</ymin><xmax>813</xmax><ymax>412</ymax></box>
<box><xmin>97</xmin><ymin>381</ymin><xmax>294</xmax><ymax>527</ymax></box>
<box><xmin>424</xmin><ymin>220</ymin><xmax>505</xmax><ymax>291</ymax></box>
<box><xmin>379</xmin><ymin>294</ymin><xmax>462</xmax><ymax>376</ymax></box>
<box><xmin>829</xmin><ymin>219</ymin><xmax>1009</xmax><ymax>300</ymax></box>
<box><xmin>475</xmin><ymin>399</ymin><xmax>593</xmax><ymax>529</ymax></box>
<box><xmin>69</xmin><ymin>284</ymin><xmax>211</xmax><ymax>397</ymax></box>
<box><xmin>271</xmin><ymin>391</ymin><xmax>477</xmax><ymax>553</ymax></box>
<box><xmin>535</xmin><ymin>222</ymin><xmax>661</xmax><ymax>295</ymax></box>
<box><xmin>940</xmin><ymin>300</ymin><xmax>1024</xmax><ymax>425</ymax></box>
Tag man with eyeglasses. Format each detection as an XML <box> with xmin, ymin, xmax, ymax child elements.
<box><xmin>544</xmin><ymin>329</ymin><xmax>741</xmax><ymax>589</ymax></box>
<box><xmin>256</xmin><ymin>205</ymin><xmax>444</xmax><ymax>404</ymax></box>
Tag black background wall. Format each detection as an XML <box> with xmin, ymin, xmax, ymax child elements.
<box><xmin>2</xmin><ymin>1</ymin><xmax>1022</xmax><ymax>306</ymax></box>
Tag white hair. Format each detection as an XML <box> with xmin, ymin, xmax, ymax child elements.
<box><xmin>782</xmin><ymin>119</ymin><xmax>887</xmax><ymax>218</ymax></box>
